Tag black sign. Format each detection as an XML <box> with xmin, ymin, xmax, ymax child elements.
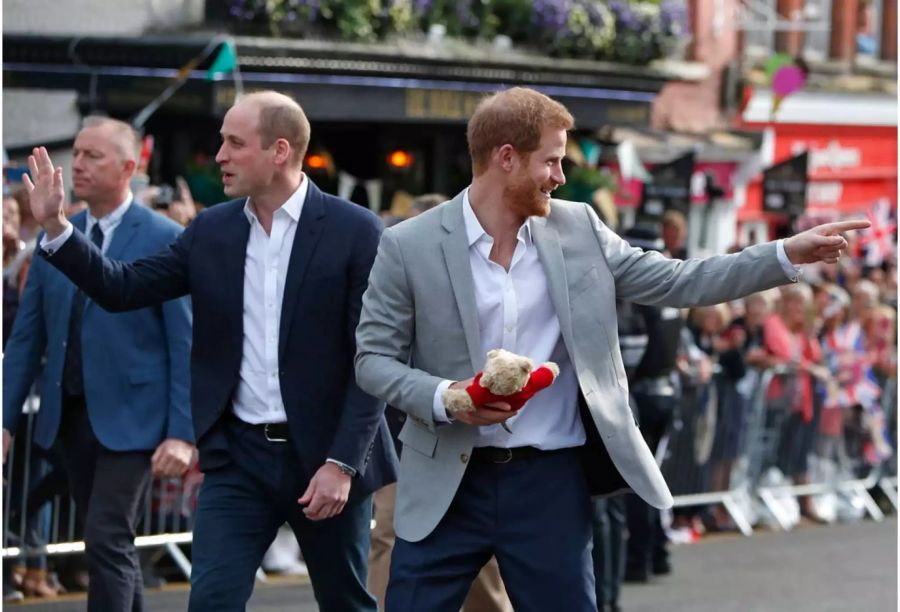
<box><xmin>763</xmin><ymin>152</ymin><xmax>808</xmax><ymax>216</ymax></box>
<box><xmin>639</xmin><ymin>152</ymin><xmax>695</xmax><ymax>220</ymax></box>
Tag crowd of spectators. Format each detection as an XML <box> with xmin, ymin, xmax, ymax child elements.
<box><xmin>2</xmin><ymin>158</ymin><xmax>896</xmax><ymax>608</ymax></box>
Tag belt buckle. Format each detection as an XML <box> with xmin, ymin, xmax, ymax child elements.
<box><xmin>495</xmin><ymin>448</ymin><xmax>513</xmax><ymax>464</ymax></box>
<box><xmin>264</xmin><ymin>423</ymin><xmax>288</xmax><ymax>443</ymax></box>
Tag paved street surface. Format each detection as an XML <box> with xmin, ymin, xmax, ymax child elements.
<box><xmin>11</xmin><ymin>518</ymin><xmax>896</xmax><ymax>611</ymax></box>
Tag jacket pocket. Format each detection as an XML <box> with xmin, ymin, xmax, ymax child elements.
<box><xmin>398</xmin><ymin>421</ymin><xmax>438</xmax><ymax>458</ymax></box>
<box><xmin>570</xmin><ymin>265</ymin><xmax>601</xmax><ymax>300</ymax></box>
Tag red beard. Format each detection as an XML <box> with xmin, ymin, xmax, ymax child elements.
<box><xmin>504</xmin><ymin>172</ymin><xmax>551</xmax><ymax>218</ymax></box>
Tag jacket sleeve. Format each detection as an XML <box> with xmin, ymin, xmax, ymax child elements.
<box><xmin>326</xmin><ymin>213</ymin><xmax>387</xmax><ymax>473</ymax></box>
<box><xmin>42</xmin><ymin>214</ymin><xmax>197</xmax><ymax>312</ymax></box>
<box><xmin>355</xmin><ymin>229</ymin><xmax>446</xmax><ymax>432</ymax></box>
<box><xmin>585</xmin><ymin>204</ymin><xmax>790</xmax><ymax>308</ymax></box>
<box><xmin>3</xmin><ymin>257</ymin><xmax>48</xmax><ymax>434</ymax></box>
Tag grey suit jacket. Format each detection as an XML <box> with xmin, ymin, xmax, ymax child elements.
<box><xmin>355</xmin><ymin>192</ymin><xmax>789</xmax><ymax>542</ymax></box>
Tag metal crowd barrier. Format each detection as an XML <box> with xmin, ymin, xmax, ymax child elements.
<box><xmin>3</xmin><ymin>367</ymin><xmax>896</xmax><ymax>575</ymax></box>
<box><xmin>2</xmin><ymin>392</ymin><xmax>199</xmax><ymax>580</ymax></box>
<box><xmin>663</xmin><ymin>365</ymin><xmax>894</xmax><ymax>535</ymax></box>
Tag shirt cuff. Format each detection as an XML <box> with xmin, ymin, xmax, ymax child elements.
<box><xmin>325</xmin><ymin>458</ymin><xmax>356</xmax><ymax>477</ymax></box>
<box><xmin>432</xmin><ymin>379</ymin><xmax>454</xmax><ymax>423</ymax></box>
<box><xmin>776</xmin><ymin>239</ymin><xmax>802</xmax><ymax>283</ymax></box>
<box><xmin>40</xmin><ymin>223</ymin><xmax>74</xmax><ymax>255</ymax></box>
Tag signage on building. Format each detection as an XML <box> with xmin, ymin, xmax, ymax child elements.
<box><xmin>639</xmin><ymin>152</ymin><xmax>695</xmax><ymax>219</ymax></box>
<box><xmin>790</xmin><ymin>140</ymin><xmax>861</xmax><ymax>173</ymax></box>
<box><xmin>763</xmin><ymin>151</ymin><xmax>808</xmax><ymax>215</ymax></box>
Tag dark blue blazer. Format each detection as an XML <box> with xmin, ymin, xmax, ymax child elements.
<box><xmin>42</xmin><ymin>182</ymin><xmax>397</xmax><ymax>498</ymax></box>
<box><xmin>3</xmin><ymin>204</ymin><xmax>194</xmax><ymax>451</ymax></box>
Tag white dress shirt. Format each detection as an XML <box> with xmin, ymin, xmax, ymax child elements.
<box><xmin>432</xmin><ymin>190</ymin><xmax>586</xmax><ymax>450</ymax></box>
<box><xmin>232</xmin><ymin>177</ymin><xmax>308</xmax><ymax>425</ymax></box>
<box><xmin>41</xmin><ymin>193</ymin><xmax>133</xmax><ymax>255</ymax></box>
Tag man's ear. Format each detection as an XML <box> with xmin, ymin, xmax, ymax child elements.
<box><xmin>495</xmin><ymin>144</ymin><xmax>516</xmax><ymax>172</ymax></box>
<box><xmin>273</xmin><ymin>138</ymin><xmax>293</xmax><ymax>165</ymax></box>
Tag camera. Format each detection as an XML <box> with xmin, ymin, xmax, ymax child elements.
<box><xmin>152</xmin><ymin>184</ymin><xmax>175</xmax><ymax>210</ymax></box>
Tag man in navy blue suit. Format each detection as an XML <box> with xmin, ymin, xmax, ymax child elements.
<box><xmin>3</xmin><ymin>116</ymin><xmax>195</xmax><ymax>611</ymax></box>
<box><xmin>23</xmin><ymin>91</ymin><xmax>397</xmax><ymax>611</ymax></box>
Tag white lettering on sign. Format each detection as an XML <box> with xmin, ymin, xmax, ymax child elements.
<box><xmin>807</xmin><ymin>181</ymin><xmax>843</xmax><ymax>206</ymax></box>
<box><xmin>791</xmin><ymin>140</ymin><xmax>861</xmax><ymax>173</ymax></box>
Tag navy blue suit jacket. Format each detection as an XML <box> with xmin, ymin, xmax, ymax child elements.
<box><xmin>3</xmin><ymin>204</ymin><xmax>194</xmax><ymax>451</ymax></box>
<box><xmin>42</xmin><ymin>182</ymin><xmax>397</xmax><ymax>498</ymax></box>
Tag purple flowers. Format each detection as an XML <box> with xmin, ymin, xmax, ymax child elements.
<box><xmin>532</xmin><ymin>0</ymin><xmax>571</xmax><ymax>33</ymax></box>
<box><xmin>223</xmin><ymin>0</ymin><xmax>691</xmax><ymax>63</ymax></box>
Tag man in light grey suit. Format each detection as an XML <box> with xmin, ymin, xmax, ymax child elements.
<box><xmin>355</xmin><ymin>87</ymin><xmax>866</xmax><ymax>612</ymax></box>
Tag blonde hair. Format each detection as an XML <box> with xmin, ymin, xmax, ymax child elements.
<box><xmin>781</xmin><ymin>283</ymin><xmax>814</xmax><ymax>305</ymax></box>
<box><xmin>745</xmin><ymin>289</ymin><xmax>779</xmax><ymax>312</ymax></box>
<box><xmin>467</xmin><ymin>87</ymin><xmax>574</xmax><ymax>176</ymax></box>
<box><xmin>690</xmin><ymin>303</ymin><xmax>732</xmax><ymax>331</ymax></box>
<box><xmin>853</xmin><ymin>279</ymin><xmax>880</xmax><ymax>304</ymax></box>
<box><xmin>240</xmin><ymin>91</ymin><xmax>311</xmax><ymax>166</ymax></box>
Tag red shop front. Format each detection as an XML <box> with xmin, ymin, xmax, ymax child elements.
<box><xmin>736</xmin><ymin>121</ymin><xmax>897</xmax><ymax>242</ymax></box>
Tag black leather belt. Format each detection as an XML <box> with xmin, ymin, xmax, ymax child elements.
<box><xmin>470</xmin><ymin>446</ymin><xmax>563</xmax><ymax>464</ymax></box>
<box><xmin>244</xmin><ymin>421</ymin><xmax>290</xmax><ymax>442</ymax></box>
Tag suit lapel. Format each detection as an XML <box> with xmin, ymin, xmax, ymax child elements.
<box><xmin>279</xmin><ymin>180</ymin><xmax>327</xmax><ymax>361</ymax></box>
<box><xmin>221</xmin><ymin>201</ymin><xmax>251</xmax><ymax>339</ymax></box>
<box><xmin>104</xmin><ymin>203</ymin><xmax>141</xmax><ymax>260</ymax></box>
<box><xmin>440</xmin><ymin>195</ymin><xmax>483</xmax><ymax>373</ymax></box>
<box><xmin>531</xmin><ymin>213</ymin><xmax>576</xmax><ymax>357</ymax></box>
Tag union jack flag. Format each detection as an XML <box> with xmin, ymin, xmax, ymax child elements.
<box><xmin>858</xmin><ymin>198</ymin><xmax>897</xmax><ymax>267</ymax></box>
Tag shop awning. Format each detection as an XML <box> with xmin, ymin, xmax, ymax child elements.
<box><xmin>3</xmin><ymin>34</ymin><xmax>698</xmax><ymax>129</ymax></box>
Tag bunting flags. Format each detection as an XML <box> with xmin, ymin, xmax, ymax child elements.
<box><xmin>131</xmin><ymin>38</ymin><xmax>241</xmax><ymax>129</ymax></box>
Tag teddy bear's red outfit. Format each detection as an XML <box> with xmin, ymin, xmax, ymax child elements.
<box><xmin>464</xmin><ymin>364</ymin><xmax>558</xmax><ymax>411</ymax></box>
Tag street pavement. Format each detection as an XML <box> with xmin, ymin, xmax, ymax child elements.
<box><xmin>10</xmin><ymin>517</ymin><xmax>897</xmax><ymax>611</ymax></box>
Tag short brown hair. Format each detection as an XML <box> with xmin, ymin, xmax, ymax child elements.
<box><xmin>467</xmin><ymin>87</ymin><xmax>574</xmax><ymax>176</ymax></box>
<box><xmin>81</xmin><ymin>116</ymin><xmax>141</xmax><ymax>162</ymax></box>
<box><xmin>661</xmin><ymin>209</ymin><xmax>686</xmax><ymax>233</ymax></box>
<box><xmin>242</xmin><ymin>91</ymin><xmax>311</xmax><ymax>166</ymax></box>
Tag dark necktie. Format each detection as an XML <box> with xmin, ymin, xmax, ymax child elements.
<box><xmin>62</xmin><ymin>223</ymin><xmax>104</xmax><ymax>397</ymax></box>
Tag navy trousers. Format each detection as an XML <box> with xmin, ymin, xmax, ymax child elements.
<box><xmin>387</xmin><ymin>448</ymin><xmax>597</xmax><ymax>612</ymax></box>
<box><xmin>626</xmin><ymin>391</ymin><xmax>676</xmax><ymax>576</ymax></box>
<box><xmin>591</xmin><ymin>495</ymin><xmax>626</xmax><ymax>608</ymax></box>
<box><xmin>188</xmin><ymin>417</ymin><xmax>376</xmax><ymax>611</ymax></box>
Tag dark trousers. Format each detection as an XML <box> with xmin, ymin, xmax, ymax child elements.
<box><xmin>591</xmin><ymin>495</ymin><xmax>626</xmax><ymax>608</ymax></box>
<box><xmin>188</xmin><ymin>416</ymin><xmax>376</xmax><ymax>612</ymax></box>
<box><xmin>387</xmin><ymin>449</ymin><xmax>597</xmax><ymax>612</ymax></box>
<box><xmin>60</xmin><ymin>395</ymin><xmax>153</xmax><ymax>612</ymax></box>
<box><xmin>626</xmin><ymin>391</ymin><xmax>676</xmax><ymax>575</ymax></box>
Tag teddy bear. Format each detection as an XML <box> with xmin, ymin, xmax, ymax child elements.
<box><xmin>442</xmin><ymin>348</ymin><xmax>560</xmax><ymax>418</ymax></box>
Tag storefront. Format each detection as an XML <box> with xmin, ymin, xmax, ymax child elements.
<box><xmin>736</xmin><ymin>90</ymin><xmax>898</xmax><ymax>241</ymax></box>
<box><xmin>4</xmin><ymin>34</ymin><xmax>682</xmax><ymax>209</ymax></box>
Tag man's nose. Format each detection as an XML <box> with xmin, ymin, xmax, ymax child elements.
<box><xmin>553</xmin><ymin>167</ymin><xmax>566</xmax><ymax>187</ymax></box>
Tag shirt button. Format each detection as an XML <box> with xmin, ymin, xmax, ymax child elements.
<box><xmin>460</xmin><ymin>453</ymin><xmax>469</xmax><ymax>464</ymax></box>
<box><xmin>506</xmin><ymin>326</ymin><xmax>514</xmax><ymax>332</ymax></box>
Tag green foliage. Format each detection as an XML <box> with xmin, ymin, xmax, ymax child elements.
<box><xmin>227</xmin><ymin>0</ymin><xmax>689</xmax><ymax>63</ymax></box>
